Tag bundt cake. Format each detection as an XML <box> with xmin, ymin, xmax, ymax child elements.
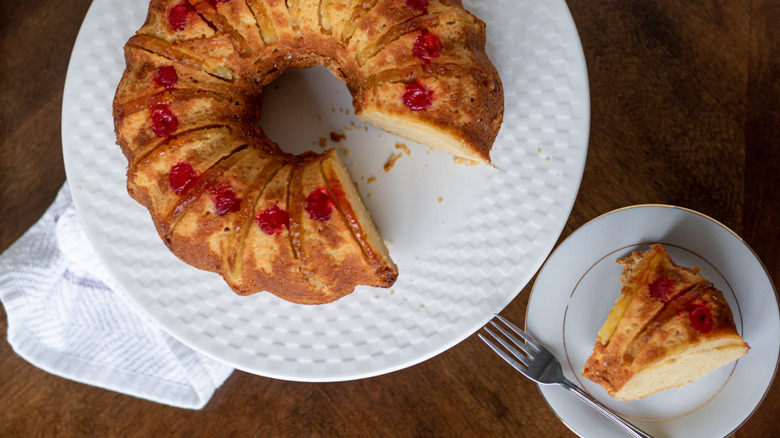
<box><xmin>113</xmin><ymin>0</ymin><xmax>503</xmax><ymax>304</ymax></box>
<box><xmin>581</xmin><ymin>244</ymin><xmax>749</xmax><ymax>400</ymax></box>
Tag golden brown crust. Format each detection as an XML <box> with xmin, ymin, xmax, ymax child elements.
<box><xmin>581</xmin><ymin>244</ymin><xmax>749</xmax><ymax>400</ymax></box>
<box><xmin>320</xmin><ymin>151</ymin><xmax>398</xmax><ymax>283</ymax></box>
<box><xmin>114</xmin><ymin>0</ymin><xmax>502</xmax><ymax>303</ymax></box>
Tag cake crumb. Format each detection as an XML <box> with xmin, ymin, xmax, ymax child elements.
<box><xmin>339</xmin><ymin>146</ymin><xmax>350</xmax><ymax>157</ymax></box>
<box><xmin>395</xmin><ymin>142</ymin><xmax>411</xmax><ymax>155</ymax></box>
<box><xmin>390</xmin><ymin>290</ymin><xmax>395</xmax><ymax>296</ymax></box>
<box><xmin>437</xmin><ymin>197</ymin><xmax>443</xmax><ymax>204</ymax></box>
<box><xmin>367</xmin><ymin>176</ymin><xmax>376</xmax><ymax>184</ymax></box>
<box><xmin>330</xmin><ymin>131</ymin><xmax>346</xmax><ymax>142</ymax></box>
<box><xmin>318</xmin><ymin>137</ymin><xmax>327</xmax><ymax>148</ymax></box>
<box><xmin>453</xmin><ymin>156</ymin><xmax>479</xmax><ymax>166</ymax></box>
<box><xmin>384</xmin><ymin>152</ymin><xmax>402</xmax><ymax>172</ymax></box>
<box><xmin>419</xmin><ymin>304</ymin><xmax>425</xmax><ymax>310</ymax></box>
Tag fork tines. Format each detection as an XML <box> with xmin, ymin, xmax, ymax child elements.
<box><xmin>478</xmin><ymin>314</ymin><xmax>540</xmax><ymax>374</ymax></box>
<box><xmin>478</xmin><ymin>316</ymin><xmax>655</xmax><ymax>438</ymax></box>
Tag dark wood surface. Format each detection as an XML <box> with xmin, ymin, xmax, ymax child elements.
<box><xmin>1</xmin><ymin>0</ymin><xmax>778</xmax><ymax>436</ymax></box>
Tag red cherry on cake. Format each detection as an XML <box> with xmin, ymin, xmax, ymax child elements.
<box><xmin>405</xmin><ymin>0</ymin><xmax>430</xmax><ymax>11</ymax></box>
<box><xmin>168</xmin><ymin>162</ymin><xmax>198</xmax><ymax>195</ymax></box>
<box><xmin>648</xmin><ymin>277</ymin><xmax>676</xmax><ymax>302</ymax></box>
<box><xmin>210</xmin><ymin>184</ymin><xmax>242</xmax><ymax>216</ymax></box>
<box><xmin>305</xmin><ymin>187</ymin><xmax>333</xmax><ymax>221</ymax></box>
<box><xmin>413</xmin><ymin>31</ymin><xmax>442</xmax><ymax>64</ymax></box>
<box><xmin>168</xmin><ymin>2</ymin><xmax>194</xmax><ymax>31</ymax></box>
<box><xmin>150</xmin><ymin>105</ymin><xmax>179</xmax><ymax>138</ymax></box>
<box><xmin>154</xmin><ymin>66</ymin><xmax>179</xmax><ymax>90</ymax></box>
<box><xmin>402</xmin><ymin>81</ymin><xmax>434</xmax><ymax>111</ymax></box>
<box><xmin>688</xmin><ymin>304</ymin><xmax>714</xmax><ymax>333</ymax></box>
<box><xmin>255</xmin><ymin>205</ymin><xmax>289</xmax><ymax>235</ymax></box>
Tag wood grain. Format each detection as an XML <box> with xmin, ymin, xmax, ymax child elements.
<box><xmin>1</xmin><ymin>0</ymin><xmax>778</xmax><ymax>436</ymax></box>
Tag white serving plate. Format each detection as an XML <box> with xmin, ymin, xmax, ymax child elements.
<box><xmin>62</xmin><ymin>0</ymin><xmax>590</xmax><ymax>381</ymax></box>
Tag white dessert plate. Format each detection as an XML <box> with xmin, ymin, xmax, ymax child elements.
<box><xmin>61</xmin><ymin>0</ymin><xmax>590</xmax><ymax>381</ymax></box>
<box><xmin>526</xmin><ymin>205</ymin><xmax>779</xmax><ymax>437</ymax></box>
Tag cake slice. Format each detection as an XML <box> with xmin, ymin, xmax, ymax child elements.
<box><xmin>354</xmin><ymin>69</ymin><xmax>502</xmax><ymax>163</ymax></box>
<box><xmin>288</xmin><ymin>151</ymin><xmax>396</xmax><ymax>303</ymax></box>
<box><xmin>352</xmin><ymin>5</ymin><xmax>501</xmax><ymax>163</ymax></box>
<box><xmin>127</xmin><ymin>127</ymin><xmax>247</xmax><ymax>230</ymax></box>
<box><xmin>127</xmin><ymin>34</ymin><xmax>236</xmax><ymax>81</ymax></box>
<box><xmin>114</xmin><ymin>46</ymin><xmax>233</xmax><ymax>107</ymax></box>
<box><xmin>238</xmin><ymin>161</ymin><xmax>317</xmax><ymax>301</ymax></box>
<box><xmin>581</xmin><ymin>244</ymin><xmax>749</xmax><ymax>401</ymax></box>
<box><xmin>320</xmin><ymin>150</ymin><xmax>397</xmax><ymax>284</ymax></box>
<box><xmin>114</xmin><ymin>92</ymin><xmax>259</xmax><ymax>165</ymax></box>
<box><xmin>132</xmin><ymin>0</ymin><xmax>238</xmax><ymax>79</ymax></box>
<box><xmin>358</xmin><ymin>9</ymin><xmax>484</xmax><ymax>74</ymax></box>
<box><xmin>166</xmin><ymin>146</ymin><xmax>287</xmax><ymax>274</ymax></box>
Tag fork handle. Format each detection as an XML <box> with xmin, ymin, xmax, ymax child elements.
<box><xmin>560</xmin><ymin>380</ymin><xmax>653</xmax><ymax>438</ymax></box>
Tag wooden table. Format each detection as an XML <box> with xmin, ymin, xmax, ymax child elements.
<box><xmin>1</xmin><ymin>1</ymin><xmax>778</xmax><ymax>436</ymax></box>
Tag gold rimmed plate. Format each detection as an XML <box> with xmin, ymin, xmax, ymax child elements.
<box><xmin>525</xmin><ymin>205</ymin><xmax>779</xmax><ymax>437</ymax></box>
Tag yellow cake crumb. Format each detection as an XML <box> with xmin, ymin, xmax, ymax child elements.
<box><xmin>395</xmin><ymin>142</ymin><xmax>411</xmax><ymax>155</ymax></box>
<box><xmin>454</xmin><ymin>156</ymin><xmax>479</xmax><ymax>166</ymax></box>
<box><xmin>384</xmin><ymin>152</ymin><xmax>402</xmax><ymax>172</ymax></box>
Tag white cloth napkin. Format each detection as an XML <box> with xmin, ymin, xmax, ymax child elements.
<box><xmin>0</xmin><ymin>183</ymin><xmax>233</xmax><ymax>409</ymax></box>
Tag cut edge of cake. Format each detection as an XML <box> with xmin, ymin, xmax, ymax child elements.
<box><xmin>581</xmin><ymin>243</ymin><xmax>750</xmax><ymax>401</ymax></box>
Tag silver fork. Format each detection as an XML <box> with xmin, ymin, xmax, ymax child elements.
<box><xmin>479</xmin><ymin>314</ymin><xmax>653</xmax><ymax>438</ymax></box>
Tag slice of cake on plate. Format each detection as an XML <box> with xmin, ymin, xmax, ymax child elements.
<box><xmin>581</xmin><ymin>244</ymin><xmax>749</xmax><ymax>401</ymax></box>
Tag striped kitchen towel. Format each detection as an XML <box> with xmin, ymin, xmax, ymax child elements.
<box><xmin>0</xmin><ymin>183</ymin><xmax>233</xmax><ymax>409</ymax></box>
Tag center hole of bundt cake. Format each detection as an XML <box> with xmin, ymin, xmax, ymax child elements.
<box><xmin>258</xmin><ymin>66</ymin><xmax>355</xmax><ymax>157</ymax></box>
